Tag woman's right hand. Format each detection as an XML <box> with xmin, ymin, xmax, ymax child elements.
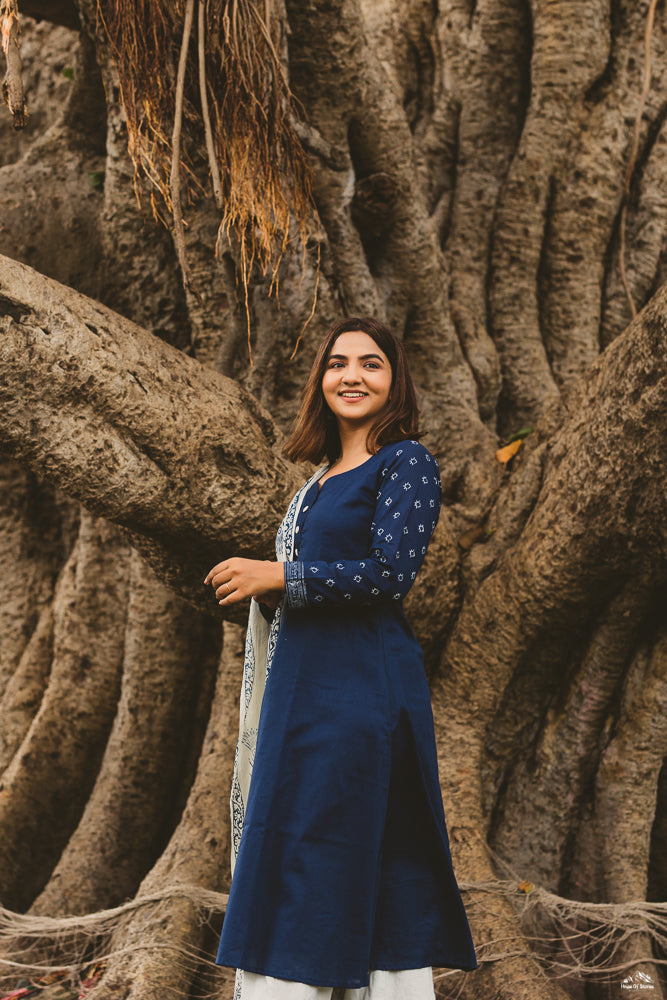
<box><xmin>204</xmin><ymin>557</ymin><xmax>285</xmax><ymax>606</ymax></box>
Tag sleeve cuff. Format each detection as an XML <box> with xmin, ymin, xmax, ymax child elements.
<box><xmin>284</xmin><ymin>560</ymin><xmax>308</xmax><ymax>609</ymax></box>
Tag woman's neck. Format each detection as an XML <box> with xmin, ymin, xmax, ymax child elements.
<box><xmin>328</xmin><ymin>423</ymin><xmax>374</xmax><ymax>472</ymax></box>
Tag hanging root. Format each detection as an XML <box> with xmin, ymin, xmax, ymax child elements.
<box><xmin>96</xmin><ymin>0</ymin><xmax>314</xmax><ymax>332</ymax></box>
<box><xmin>2</xmin><ymin>880</ymin><xmax>666</xmax><ymax>993</ymax></box>
<box><xmin>170</xmin><ymin>0</ymin><xmax>200</xmax><ymax>301</ymax></box>
<box><xmin>446</xmin><ymin>880</ymin><xmax>667</xmax><ymax>985</ymax></box>
<box><xmin>0</xmin><ymin>0</ymin><xmax>27</xmax><ymax>129</ymax></box>
<box><xmin>0</xmin><ymin>883</ymin><xmax>229</xmax><ymax>991</ymax></box>
<box><xmin>198</xmin><ymin>0</ymin><xmax>223</xmax><ymax>211</ymax></box>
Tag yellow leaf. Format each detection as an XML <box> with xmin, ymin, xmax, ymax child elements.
<box><xmin>518</xmin><ymin>880</ymin><xmax>534</xmax><ymax>894</ymax></box>
<box><xmin>496</xmin><ymin>439</ymin><xmax>522</xmax><ymax>464</ymax></box>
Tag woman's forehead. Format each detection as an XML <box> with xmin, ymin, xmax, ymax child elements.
<box><xmin>328</xmin><ymin>330</ymin><xmax>389</xmax><ymax>360</ymax></box>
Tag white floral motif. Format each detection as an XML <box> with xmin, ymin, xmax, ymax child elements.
<box><xmin>411</xmin><ymin>571</ymin><xmax>416</xmax><ymax>580</ymax></box>
<box><xmin>385</xmin><ymin>533</ymin><xmax>393</xmax><ymax>542</ymax></box>
<box><xmin>393</xmin><ymin>511</ymin><xmax>401</xmax><ymax>519</ymax></box>
<box><xmin>336</xmin><ymin>563</ymin><xmax>344</xmax><ymax>569</ymax></box>
<box><xmin>309</xmin><ymin>566</ymin><xmax>319</xmax><ymax>573</ymax></box>
<box><xmin>353</xmin><ymin>574</ymin><xmax>362</xmax><ymax>582</ymax></box>
<box><xmin>421</xmin><ymin>546</ymin><xmax>426</xmax><ymax>554</ymax></box>
<box><xmin>314</xmin><ymin>594</ymin><xmax>323</xmax><ymax>602</ymax></box>
<box><xmin>360</xmin><ymin>561</ymin><xmax>366</xmax><ymax>568</ymax></box>
<box><xmin>418</xmin><ymin>524</ymin><xmax>425</xmax><ymax>533</ymax></box>
<box><xmin>409</xmin><ymin>457</ymin><xmax>417</xmax><ymax>465</ymax></box>
<box><xmin>414</xmin><ymin>500</ymin><xmax>421</xmax><ymax>509</ymax></box>
<box><xmin>409</xmin><ymin>549</ymin><xmax>416</xmax><ymax>558</ymax></box>
<box><xmin>326</xmin><ymin>579</ymin><xmax>334</xmax><ymax>587</ymax></box>
<box><xmin>371</xmin><ymin>587</ymin><xmax>380</xmax><ymax>595</ymax></box>
<box><xmin>393</xmin><ymin>593</ymin><xmax>401</xmax><ymax>600</ymax></box>
<box><xmin>422</xmin><ymin>476</ymin><xmax>429</xmax><ymax>484</ymax></box>
<box><xmin>403</xmin><ymin>482</ymin><xmax>411</xmax><ymax>491</ymax></box>
<box><xmin>382</xmin><ymin>570</ymin><xmax>390</xmax><ymax>578</ymax></box>
<box><xmin>391</xmin><ymin>472</ymin><xmax>398</xmax><ymax>481</ymax></box>
<box><xmin>398</xmin><ymin>573</ymin><xmax>404</xmax><ymax>581</ymax></box>
<box><xmin>396</xmin><ymin>448</ymin><xmax>403</xmax><ymax>455</ymax></box>
<box><xmin>344</xmin><ymin>593</ymin><xmax>351</xmax><ymax>600</ymax></box>
<box><xmin>385</xmin><ymin>497</ymin><xmax>393</xmax><ymax>506</ymax></box>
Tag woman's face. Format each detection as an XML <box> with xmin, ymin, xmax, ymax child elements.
<box><xmin>321</xmin><ymin>330</ymin><xmax>393</xmax><ymax>429</ymax></box>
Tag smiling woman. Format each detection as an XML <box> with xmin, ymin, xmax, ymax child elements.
<box><xmin>205</xmin><ymin>317</ymin><xmax>476</xmax><ymax>999</ymax></box>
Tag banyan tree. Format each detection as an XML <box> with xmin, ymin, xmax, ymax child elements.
<box><xmin>0</xmin><ymin>1</ymin><xmax>666</xmax><ymax>998</ymax></box>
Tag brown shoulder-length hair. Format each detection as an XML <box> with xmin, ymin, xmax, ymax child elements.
<box><xmin>283</xmin><ymin>316</ymin><xmax>420</xmax><ymax>464</ymax></box>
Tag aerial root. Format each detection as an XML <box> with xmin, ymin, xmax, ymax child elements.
<box><xmin>0</xmin><ymin>0</ymin><xmax>27</xmax><ymax>129</ymax></box>
<box><xmin>1</xmin><ymin>880</ymin><xmax>665</xmax><ymax>990</ymax></box>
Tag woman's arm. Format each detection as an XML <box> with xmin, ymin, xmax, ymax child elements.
<box><xmin>284</xmin><ymin>441</ymin><xmax>441</xmax><ymax>609</ymax></box>
<box><xmin>205</xmin><ymin>442</ymin><xmax>440</xmax><ymax>609</ymax></box>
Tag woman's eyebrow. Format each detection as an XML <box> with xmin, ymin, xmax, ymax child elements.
<box><xmin>328</xmin><ymin>353</ymin><xmax>386</xmax><ymax>362</ymax></box>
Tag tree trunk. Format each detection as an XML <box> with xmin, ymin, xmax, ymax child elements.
<box><xmin>1</xmin><ymin>2</ymin><xmax>666</xmax><ymax>999</ymax></box>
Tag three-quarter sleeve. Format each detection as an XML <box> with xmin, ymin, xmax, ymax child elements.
<box><xmin>284</xmin><ymin>441</ymin><xmax>441</xmax><ymax>608</ymax></box>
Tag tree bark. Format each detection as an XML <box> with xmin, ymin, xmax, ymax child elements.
<box><xmin>1</xmin><ymin>3</ymin><xmax>667</xmax><ymax>999</ymax></box>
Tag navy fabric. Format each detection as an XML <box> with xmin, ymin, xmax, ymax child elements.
<box><xmin>216</xmin><ymin>440</ymin><xmax>477</xmax><ymax>988</ymax></box>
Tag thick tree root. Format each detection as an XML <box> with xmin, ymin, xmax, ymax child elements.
<box><xmin>0</xmin><ymin>252</ymin><xmax>302</xmax><ymax>615</ymax></box>
<box><xmin>0</xmin><ymin>461</ymin><xmax>70</xmax><ymax>700</ymax></box>
<box><xmin>85</xmin><ymin>622</ymin><xmax>244</xmax><ymax>1000</ymax></box>
<box><xmin>0</xmin><ymin>600</ymin><xmax>53</xmax><ymax>772</ymax></box>
<box><xmin>0</xmin><ymin>511</ymin><xmax>131</xmax><ymax>910</ymax></box>
<box><xmin>31</xmin><ymin>550</ymin><xmax>222</xmax><ymax>917</ymax></box>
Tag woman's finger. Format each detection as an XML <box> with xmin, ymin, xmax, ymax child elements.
<box><xmin>215</xmin><ymin>579</ymin><xmax>234</xmax><ymax>600</ymax></box>
<box><xmin>219</xmin><ymin>584</ymin><xmax>243</xmax><ymax>606</ymax></box>
<box><xmin>204</xmin><ymin>560</ymin><xmax>230</xmax><ymax>585</ymax></box>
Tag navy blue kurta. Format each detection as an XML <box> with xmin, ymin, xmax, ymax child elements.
<box><xmin>216</xmin><ymin>440</ymin><xmax>477</xmax><ymax>988</ymax></box>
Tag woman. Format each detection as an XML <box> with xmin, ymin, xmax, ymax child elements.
<box><xmin>205</xmin><ymin>317</ymin><xmax>476</xmax><ymax>999</ymax></box>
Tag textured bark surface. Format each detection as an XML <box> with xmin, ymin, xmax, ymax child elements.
<box><xmin>0</xmin><ymin>3</ymin><xmax>666</xmax><ymax>1000</ymax></box>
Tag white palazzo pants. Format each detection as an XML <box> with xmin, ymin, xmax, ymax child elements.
<box><xmin>237</xmin><ymin>968</ymin><xmax>435</xmax><ymax>999</ymax></box>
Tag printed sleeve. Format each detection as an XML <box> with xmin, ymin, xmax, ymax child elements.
<box><xmin>284</xmin><ymin>442</ymin><xmax>441</xmax><ymax>608</ymax></box>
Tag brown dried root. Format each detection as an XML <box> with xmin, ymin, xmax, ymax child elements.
<box><xmin>171</xmin><ymin>0</ymin><xmax>199</xmax><ymax>300</ymax></box>
<box><xmin>96</xmin><ymin>0</ymin><xmax>313</xmax><ymax>346</ymax></box>
<box><xmin>1</xmin><ymin>0</ymin><xmax>27</xmax><ymax>129</ymax></box>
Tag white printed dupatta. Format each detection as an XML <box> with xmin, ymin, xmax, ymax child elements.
<box><xmin>229</xmin><ymin>464</ymin><xmax>327</xmax><ymax>869</ymax></box>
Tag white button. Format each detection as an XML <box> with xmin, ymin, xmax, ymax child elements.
<box><xmin>295</xmin><ymin>526</ymin><xmax>300</xmax><ymax>533</ymax></box>
<box><xmin>303</xmin><ymin>505</ymin><xmax>309</xmax><ymax>511</ymax></box>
